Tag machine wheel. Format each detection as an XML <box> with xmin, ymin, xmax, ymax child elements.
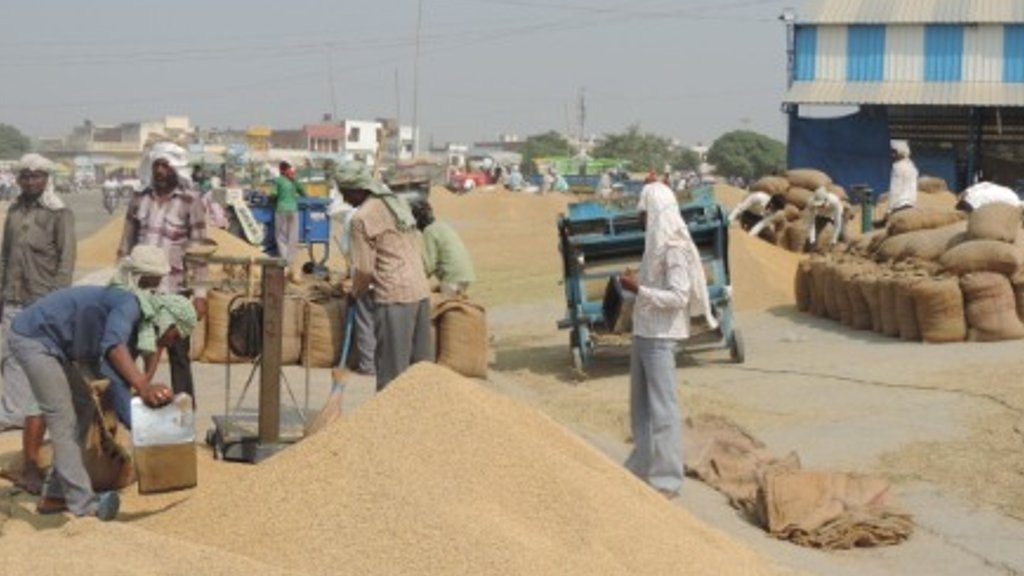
<box><xmin>729</xmin><ymin>330</ymin><xmax>745</xmax><ymax>364</ymax></box>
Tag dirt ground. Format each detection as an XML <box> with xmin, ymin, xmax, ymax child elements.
<box><xmin>1</xmin><ymin>186</ymin><xmax>1023</xmax><ymax>575</ymax></box>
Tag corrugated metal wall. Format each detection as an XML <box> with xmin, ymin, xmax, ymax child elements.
<box><xmin>795</xmin><ymin>26</ymin><xmax>818</xmax><ymax>81</ymax></box>
<box><xmin>816</xmin><ymin>26</ymin><xmax>847</xmax><ymax>81</ymax></box>
<box><xmin>885</xmin><ymin>26</ymin><xmax>924</xmax><ymax>81</ymax></box>
<box><xmin>847</xmin><ymin>25</ymin><xmax>886</xmax><ymax>81</ymax></box>
<box><xmin>924</xmin><ymin>25</ymin><xmax>964</xmax><ymax>82</ymax></box>
<box><xmin>1005</xmin><ymin>25</ymin><xmax>1024</xmax><ymax>82</ymax></box>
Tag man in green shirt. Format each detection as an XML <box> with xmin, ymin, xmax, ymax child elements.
<box><xmin>411</xmin><ymin>201</ymin><xmax>475</xmax><ymax>296</ymax></box>
<box><xmin>270</xmin><ymin>161</ymin><xmax>306</xmax><ymax>264</ymax></box>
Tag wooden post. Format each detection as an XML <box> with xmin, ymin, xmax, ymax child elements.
<box><xmin>259</xmin><ymin>262</ymin><xmax>285</xmax><ymax>444</ymax></box>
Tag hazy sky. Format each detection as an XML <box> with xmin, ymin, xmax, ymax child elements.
<box><xmin>0</xmin><ymin>0</ymin><xmax>796</xmax><ymax>147</ymax></box>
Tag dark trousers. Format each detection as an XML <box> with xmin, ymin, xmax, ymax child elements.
<box><xmin>168</xmin><ymin>336</ymin><xmax>195</xmax><ymax>402</ymax></box>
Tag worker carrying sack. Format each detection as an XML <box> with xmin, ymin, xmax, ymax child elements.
<box><xmin>433</xmin><ymin>297</ymin><xmax>488</xmax><ymax>379</ymax></box>
<box><xmin>66</xmin><ymin>362</ymin><xmax>135</xmax><ymax>491</ymax></box>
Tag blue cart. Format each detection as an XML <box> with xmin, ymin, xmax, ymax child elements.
<box><xmin>556</xmin><ymin>186</ymin><xmax>744</xmax><ymax>369</ymax></box>
<box><xmin>240</xmin><ymin>193</ymin><xmax>333</xmax><ymax>274</ymax></box>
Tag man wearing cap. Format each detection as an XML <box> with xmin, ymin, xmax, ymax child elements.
<box><xmin>335</xmin><ymin>163</ymin><xmax>431</xmax><ymax>390</ymax></box>
<box><xmin>270</xmin><ymin>161</ymin><xmax>306</xmax><ymax>265</ymax></box>
<box><xmin>886</xmin><ymin>140</ymin><xmax>919</xmax><ymax>220</ymax></box>
<box><xmin>7</xmin><ymin>283</ymin><xmax>196</xmax><ymax>520</ymax></box>
<box><xmin>118</xmin><ymin>142</ymin><xmax>208</xmax><ymax>403</ymax></box>
<box><xmin>0</xmin><ymin>153</ymin><xmax>76</xmax><ymax>493</ymax></box>
<box><xmin>805</xmin><ymin>187</ymin><xmax>845</xmax><ymax>251</ymax></box>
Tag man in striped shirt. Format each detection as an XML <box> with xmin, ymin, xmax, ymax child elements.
<box><xmin>118</xmin><ymin>142</ymin><xmax>208</xmax><ymax>402</ymax></box>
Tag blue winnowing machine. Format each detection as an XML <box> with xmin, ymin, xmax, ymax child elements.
<box><xmin>556</xmin><ymin>185</ymin><xmax>744</xmax><ymax>369</ymax></box>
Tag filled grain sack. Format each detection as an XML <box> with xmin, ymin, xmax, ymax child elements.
<box><xmin>877</xmin><ymin>275</ymin><xmax>900</xmax><ymax>338</ymax></box>
<box><xmin>894</xmin><ymin>276</ymin><xmax>924</xmax><ymax>341</ymax></box>
<box><xmin>751</xmin><ymin>175</ymin><xmax>789</xmax><ymax>195</ymax></box>
<box><xmin>823</xmin><ymin>262</ymin><xmax>842</xmax><ymax>322</ymax></box>
<box><xmin>783</xmin><ymin>204</ymin><xmax>802</xmax><ymax>222</ymax></box>
<box><xmin>809</xmin><ymin>258</ymin><xmax>829</xmax><ymax>317</ymax></box>
<box><xmin>303</xmin><ymin>298</ymin><xmax>346</xmax><ymax>368</ymax></box>
<box><xmin>887</xmin><ymin>208</ymin><xmax>964</xmax><ymax>236</ymax></box>
<box><xmin>281</xmin><ymin>297</ymin><xmax>303</xmax><ymax>365</ymax></box>
<box><xmin>786</xmin><ymin>169</ymin><xmax>831</xmax><ymax>191</ymax></box>
<box><xmin>874</xmin><ymin>233</ymin><xmax>913</xmax><ymax>262</ymax></box>
<box><xmin>960</xmin><ymin>272</ymin><xmax>1024</xmax><ymax>342</ymax></box>
<box><xmin>202</xmin><ymin>289</ymin><xmax>249</xmax><ymax>364</ymax></box>
<box><xmin>783</xmin><ymin>218</ymin><xmax>810</xmax><ymax>253</ymax></box>
<box><xmin>849</xmin><ymin>229</ymin><xmax>885</xmax><ymax>256</ymax></box>
<box><xmin>858</xmin><ymin>274</ymin><xmax>884</xmax><ymax>333</ymax></box>
<box><xmin>918</xmin><ymin>176</ymin><xmax>948</xmax><ymax>194</ymax></box>
<box><xmin>785</xmin><ymin>187</ymin><xmax>814</xmax><ymax>210</ymax></box>
<box><xmin>939</xmin><ymin>239</ymin><xmax>1024</xmax><ymax>276</ymax></box>
<box><xmin>1012</xmin><ymin>272</ymin><xmax>1024</xmax><ymax>323</ymax></box>
<box><xmin>899</xmin><ymin>221</ymin><xmax>967</xmax><ymax>261</ymax></box>
<box><xmin>846</xmin><ymin>268</ymin><xmax>874</xmax><ymax>331</ymax></box>
<box><xmin>433</xmin><ymin>298</ymin><xmax>488</xmax><ymax>378</ymax></box>
<box><xmin>189</xmin><ymin>313</ymin><xmax>207</xmax><ymax>361</ymax></box>
<box><xmin>911</xmin><ymin>277</ymin><xmax>966</xmax><ymax>343</ymax></box>
<box><xmin>967</xmin><ymin>202</ymin><xmax>1022</xmax><ymax>243</ymax></box>
<box><xmin>795</xmin><ymin>259</ymin><xmax>813</xmax><ymax>312</ymax></box>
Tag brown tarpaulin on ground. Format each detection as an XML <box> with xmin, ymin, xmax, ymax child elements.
<box><xmin>756</xmin><ymin>470</ymin><xmax>914</xmax><ymax>549</ymax></box>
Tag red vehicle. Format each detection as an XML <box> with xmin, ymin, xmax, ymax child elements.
<box><xmin>447</xmin><ymin>155</ymin><xmax>503</xmax><ymax>192</ymax></box>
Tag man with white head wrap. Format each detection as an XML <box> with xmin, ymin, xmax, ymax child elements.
<box><xmin>618</xmin><ymin>180</ymin><xmax>717</xmax><ymax>498</ymax></box>
<box><xmin>0</xmin><ymin>153</ymin><xmax>76</xmax><ymax>494</ymax></box>
<box><xmin>7</xmin><ymin>282</ymin><xmax>196</xmax><ymax>520</ymax></box>
<box><xmin>118</xmin><ymin>141</ymin><xmax>207</xmax><ymax>404</ymax></box>
<box><xmin>886</xmin><ymin>140</ymin><xmax>919</xmax><ymax>219</ymax></box>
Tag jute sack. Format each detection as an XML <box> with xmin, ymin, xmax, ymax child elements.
<box><xmin>202</xmin><ymin>289</ymin><xmax>248</xmax><ymax>363</ymax></box>
<box><xmin>967</xmin><ymin>202</ymin><xmax>1022</xmax><ymax>243</ymax></box>
<box><xmin>785</xmin><ymin>187</ymin><xmax>814</xmax><ymax>210</ymax></box>
<box><xmin>939</xmin><ymin>239</ymin><xmax>1024</xmax><ymax>276</ymax></box>
<box><xmin>809</xmin><ymin>258</ymin><xmax>829</xmax><ymax>317</ymax></box>
<box><xmin>433</xmin><ymin>298</ymin><xmax>488</xmax><ymax>378</ymax></box>
<box><xmin>281</xmin><ymin>297</ymin><xmax>303</xmax><ymax>365</ymax></box>
<box><xmin>849</xmin><ymin>229</ymin><xmax>885</xmax><ymax>256</ymax></box>
<box><xmin>783</xmin><ymin>219</ymin><xmax>810</xmax><ymax>253</ymax></box>
<box><xmin>65</xmin><ymin>365</ymin><xmax>135</xmax><ymax>491</ymax></box>
<box><xmin>911</xmin><ymin>277</ymin><xmax>967</xmax><ymax>343</ymax></box>
<box><xmin>786</xmin><ymin>169</ymin><xmax>832</xmax><ymax>191</ymax></box>
<box><xmin>887</xmin><ymin>208</ymin><xmax>964</xmax><ymax>237</ymax></box>
<box><xmin>751</xmin><ymin>175</ymin><xmax>790</xmax><ymax>195</ymax></box>
<box><xmin>784</xmin><ymin>204</ymin><xmax>802</xmax><ymax>222</ymax></box>
<box><xmin>894</xmin><ymin>221</ymin><xmax>968</xmax><ymax>262</ymax></box>
<box><xmin>845</xmin><ymin>268</ymin><xmax>874</xmax><ymax>331</ymax></box>
<box><xmin>831</xmin><ymin>264</ymin><xmax>858</xmax><ymax>327</ymax></box>
<box><xmin>303</xmin><ymin>298</ymin><xmax>346</xmax><ymax>368</ymax></box>
<box><xmin>1012</xmin><ymin>272</ymin><xmax>1024</xmax><ymax>324</ymax></box>
<box><xmin>795</xmin><ymin>259</ymin><xmax>813</xmax><ymax>312</ymax></box>
<box><xmin>877</xmin><ymin>274</ymin><xmax>900</xmax><ymax>338</ymax></box>
<box><xmin>960</xmin><ymin>272</ymin><xmax>1024</xmax><ymax>342</ymax></box>
<box><xmin>874</xmin><ymin>233</ymin><xmax>913</xmax><ymax>262</ymax></box>
<box><xmin>894</xmin><ymin>275</ymin><xmax>924</xmax><ymax>341</ymax></box>
<box><xmin>918</xmin><ymin>176</ymin><xmax>948</xmax><ymax>194</ymax></box>
<box><xmin>823</xmin><ymin>262</ymin><xmax>843</xmax><ymax>322</ymax></box>
<box><xmin>858</xmin><ymin>274</ymin><xmax>884</xmax><ymax>333</ymax></box>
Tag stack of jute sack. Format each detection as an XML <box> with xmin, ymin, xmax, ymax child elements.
<box><xmin>431</xmin><ymin>296</ymin><xmax>489</xmax><ymax>378</ymax></box>
<box><xmin>795</xmin><ymin>202</ymin><xmax>1024</xmax><ymax>342</ymax></box>
<box><xmin>193</xmin><ymin>279</ymin><xmax>347</xmax><ymax>368</ymax></box>
<box><xmin>748</xmin><ymin>169</ymin><xmax>854</xmax><ymax>254</ymax></box>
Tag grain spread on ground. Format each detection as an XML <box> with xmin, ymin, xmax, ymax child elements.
<box><xmin>142</xmin><ymin>363</ymin><xmax>784</xmax><ymax>576</ymax></box>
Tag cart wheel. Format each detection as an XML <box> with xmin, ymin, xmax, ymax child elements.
<box><xmin>571</xmin><ymin>346</ymin><xmax>584</xmax><ymax>371</ymax></box>
<box><xmin>729</xmin><ymin>330</ymin><xmax>745</xmax><ymax>364</ymax></box>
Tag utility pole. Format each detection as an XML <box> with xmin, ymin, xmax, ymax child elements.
<box><xmin>394</xmin><ymin>68</ymin><xmax>403</xmax><ymax>162</ymax></box>
<box><xmin>326</xmin><ymin>47</ymin><xmax>338</xmax><ymax>121</ymax></box>
<box><xmin>577</xmin><ymin>87</ymin><xmax>587</xmax><ymax>157</ymax></box>
<box><xmin>412</xmin><ymin>0</ymin><xmax>423</xmax><ymax>157</ymax></box>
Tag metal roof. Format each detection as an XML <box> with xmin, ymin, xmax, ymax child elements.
<box><xmin>784</xmin><ymin>80</ymin><xmax>1024</xmax><ymax>106</ymax></box>
<box><xmin>799</xmin><ymin>0</ymin><xmax>1024</xmax><ymax>24</ymax></box>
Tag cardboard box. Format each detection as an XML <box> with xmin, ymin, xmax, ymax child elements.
<box><xmin>134</xmin><ymin>442</ymin><xmax>197</xmax><ymax>494</ymax></box>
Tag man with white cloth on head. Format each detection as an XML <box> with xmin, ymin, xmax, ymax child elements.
<box><xmin>618</xmin><ymin>180</ymin><xmax>717</xmax><ymax>499</ymax></box>
<box><xmin>886</xmin><ymin>140</ymin><xmax>919</xmax><ymax>217</ymax></box>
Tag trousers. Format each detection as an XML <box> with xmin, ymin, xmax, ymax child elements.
<box><xmin>624</xmin><ymin>335</ymin><xmax>683</xmax><ymax>493</ymax></box>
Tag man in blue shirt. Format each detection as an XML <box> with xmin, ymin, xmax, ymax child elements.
<box><xmin>7</xmin><ymin>286</ymin><xmax>196</xmax><ymax>520</ymax></box>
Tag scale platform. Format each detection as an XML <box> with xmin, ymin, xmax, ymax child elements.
<box><xmin>206</xmin><ymin>413</ymin><xmax>307</xmax><ymax>464</ymax></box>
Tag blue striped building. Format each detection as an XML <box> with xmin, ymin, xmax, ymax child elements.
<box><xmin>784</xmin><ymin>0</ymin><xmax>1024</xmax><ymax>193</ymax></box>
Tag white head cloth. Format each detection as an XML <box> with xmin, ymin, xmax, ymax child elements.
<box><xmin>139</xmin><ymin>142</ymin><xmax>192</xmax><ymax>189</ymax></box>
<box><xmin>15</xmin><ymin>153</ymin><xmax>65</xmax><ymax>210</ymax></box>
<box><xmin>636</xmin><ymin>182</ymin><xmax>718</xmax><ymax>328</ymax></box>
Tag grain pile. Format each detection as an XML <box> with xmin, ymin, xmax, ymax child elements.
<box><xmin>795</xmin><ymin>201</ymin><xmax>1024</xmax><ymax>342</ymax></box>
<box><xmin>142</xmin><ymin>362</ymin><xmax>784</xmax><ymax>576</ymax></box>
<box><xmin>0</xmin><ymin>520</ymin><xmax>300</xmax><ymax>576</ymax></box>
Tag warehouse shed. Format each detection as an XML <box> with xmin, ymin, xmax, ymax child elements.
<box><xmin>784</xmin><ymin>0</ymin><xmax>1024</xmax><ymax>197</ymax></box>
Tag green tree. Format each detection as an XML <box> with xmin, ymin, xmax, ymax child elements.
<box><xmin>706</xmin><ymin>130</ymin><xmax>785</xmax><ymax>181</ymax></box>
<box><xmin>592</xmin><ymin>124</ymin><xmax>675</xmax><ymax>173</ymax></box>
<box><xmin>0</xmin><ymin>124</ymin><xmax>31</xmax><ymax>159</ymax></box>
<box><xmin>520</xmin><ymin>131</ymin><xmax>571</xmax><ymax>175</ymax></box>
<box><xmin>671</xmin><ymin>147</ymin><xmax>701</xmax><ymax>173</ymax></box>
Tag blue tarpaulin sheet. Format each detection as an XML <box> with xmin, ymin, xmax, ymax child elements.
<box><xmin>788</xmin><ymin>108</ymin><xmax>891</xmax><ymax>201</ymax></box>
